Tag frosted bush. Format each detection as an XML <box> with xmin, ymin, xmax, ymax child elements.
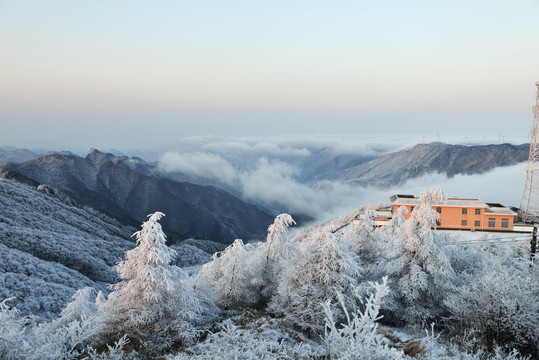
<box><xmin>194</xmin><ymin>239</ymin><xmax>261</xmax><ymax>309</ymax></box>
<box><xmin>170</xmin><ymin>316</ymin><xmax>324</xmax><ymax>360</ymax></box>
<box><xmin>322</xmin><ymin>276</ymin><xmax>403</xmax><ymax>360</ymax></box>
<box><xmin>445</xmin><ymin>253</ymin><xmax>539</xmax><ymax>355</ymax></box>
<box><xmin>0</xmin><ymin>296</ymin><xmax>97</xmax><ymax>360</ymax></box>
<box><xmin>271</xmin><ymin>226</ymin><xmax>361</xmax><ymax>334</ymax></box>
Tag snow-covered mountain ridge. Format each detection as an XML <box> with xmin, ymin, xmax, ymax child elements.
<box><xmin>321</xmin><ymin>142</ymin><xmax>530</xmax><ymax>186</ymax></box>
<box><xmin>0</xmin><ymin>150</ymin><xmax>274</xmax><ymax>244</ymax></box>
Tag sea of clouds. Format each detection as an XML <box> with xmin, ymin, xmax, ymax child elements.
<box><xmin>158</xmin><ymin>136</ymin><xmax>527</xmax><ymax>221</ymax></box>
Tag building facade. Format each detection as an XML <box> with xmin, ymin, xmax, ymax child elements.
<box><xmin>390</xmin><ymin>194</ymin><xmax>517</xmax><ymax>231</ymax></box>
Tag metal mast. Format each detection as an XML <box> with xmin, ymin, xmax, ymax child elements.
<box><xmin>520</xmin><ymin>81</ymin><xmax>539</xmax><ymax>223</ymax></box>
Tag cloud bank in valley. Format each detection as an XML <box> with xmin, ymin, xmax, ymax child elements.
<box><xmin>358</xmin><ymin>163</ymin><xmax>526</xmax><ymax>209</ymax></box>
<box><xmin>159</xmin><ymin>137</ymin><xmax>527</xmax><ymax>221</ymax></box>
<box><xmin>159</xmin><ymin>150</ymin><xmax>364</xmax><ymax>218</ymax></box>
<box><xmin>159</xmin><ymin>151</ymin><xmax>238</xmax><ymax>186</ymax></box>
<box><xmin>175</xmin><ymin>135</ymin><xmax>402</xmax><ymax>157</ymax></box>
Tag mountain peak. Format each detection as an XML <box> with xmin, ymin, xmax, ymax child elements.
<box><xmin>85</xmin><ymin>149</ymin><xmax>116</xmax><ymax>163</ymax></box>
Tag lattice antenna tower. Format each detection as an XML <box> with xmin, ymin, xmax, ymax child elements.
<box><xmin>520</xmin><ymin>81</ymin><xmax>539</xmax><ymax>223</ymax></box>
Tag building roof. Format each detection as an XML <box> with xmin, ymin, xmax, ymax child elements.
<box><xmin>484</xmin><ymin>203</ymin><xmax>517</xmax><ymax>216</ymax></box>
<box><xmin>390</xmin><ymin>194</ymin><xmax>488</xmax><ymax>208</ymax></box>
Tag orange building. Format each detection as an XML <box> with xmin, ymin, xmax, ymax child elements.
<box><xmin>389</xmin><ymin>194</ymin><xmax>517</xmax><ymax>231</ymax></box>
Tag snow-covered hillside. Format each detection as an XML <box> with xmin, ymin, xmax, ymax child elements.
<box><xmin>1</xmin><ymin>186</ymin><xmax>537</xmax><ymax>359</ymax></box>
<box><xmin>0</xmin><ymin>179</ymin><xmax>135</xmax><ymax>319</ymax></box>
<box><xmin>0</xmin><ymin>179</ymin><xmax>226</xmax><ymax>320</ymax></box>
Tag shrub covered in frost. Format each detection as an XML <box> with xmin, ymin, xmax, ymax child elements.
<box><xmin>322</xmin><ymin>276</ymin><xmax>404</xmax><ymax>360</ymax></box>
<box><xmin>271</xmin><ymin>226</ymin><xmax>361</xmax><ymax>334</ymax></box>
<box><xmin>170</xmin><ymin>312</ymin><xmax>325</xmax><ymax>360</ymax></box>
<box><xmin>445</xmin><ymin>253</ymin><xmax>539</xmax><ymax>355</ymax></box>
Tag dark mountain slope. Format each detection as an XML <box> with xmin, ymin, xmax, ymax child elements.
<box><xmin>328</xmin><ymin>142</ymin><xmax>529</xmax><ymax>187</ymax></box>
<box><xmin>0</xmin><ymin>150</ymin><xmax>273</xmax><ymax>244</ymax></box>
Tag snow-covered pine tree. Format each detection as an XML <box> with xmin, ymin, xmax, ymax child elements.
<box><xmin>96</xmin><ymin>212</ymin><xmax>214</xmax><ymax>352</ymax></box>
<box><xmin>381</xmin><ymin>187</ymin><xmax>454</xmax><ymax>325</ymax></box>
<box><xmin>252</xmin><ymin>213</ymin><xmax>296</xmax><ymax>304</ymax></box>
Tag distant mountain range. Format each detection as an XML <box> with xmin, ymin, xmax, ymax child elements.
<box><xmin>318</xmin><ymin>142</ymin><xmax>529</xmax><ymax>187</ymax></box>
<box><xmin>0</xmin><ymin>150</ymin><xmax>274</xmax><ymax>244</ymax></box>
<box><xmin>0</xmin><ymin>146</ymin><xmax>76</xmax><ymax>166</ymax></box>
<box><xmin>0</xmin><ymin>142</ymin><xmax>529</xmax><ymax>243</ymax></box>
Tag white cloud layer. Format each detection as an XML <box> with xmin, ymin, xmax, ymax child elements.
<box><xmin>176</xmin><ymin>135</ymin><xmax>401</xmax><ymax>157</ymax></box>
<box><xmin>159</xmin><ymin>143</ymin><xmax>526</xmax><ymax>222</ymax></box>
<box><xmin>356</xmin><ymin>163</ymin><xmax>526</xmax><ymax>209</ymax></box>
<box><xmin>159</xmin><ymin>151</ymin><xmax>238</xmax><ymax>186</ymax></box>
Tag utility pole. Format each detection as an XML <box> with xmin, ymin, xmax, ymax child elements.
<box><xmin>520</xmin><ymin>81</ymin><xmax>539</xmax><ymax>223</ymax></box>
<box><xmin>532</xmin><ymin>225</ymin><xmax>537</xmax><ymax>265</ymax></box>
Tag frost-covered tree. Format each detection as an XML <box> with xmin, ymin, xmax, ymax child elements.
<box><xmin>52</xmin><ymin>287</ymin><xmax>97</xmax><ymax>330</ymax></box>
<box><xmin>347</xmin><ymin>209</ymin><xmax>381</xmax><ymax>263</ymax></box>
<box><xmin>194</xmin><ymin>214</ymin><xmax>296</xmax><ymax>309</ymax></box>
<box><xmin>381</xmin><ymin>187</ymin><xmax>454</xmax><ymax>325</ymax></box>
<box><xmin>250</xmin><ymin>213</ymin><xmax>296</xmax><ymax>304</ymax></box>
<box><xmin>271</xmin><ymin>227</ymin><xmax>361</xmax><ymax>334</ymax></box>
<box><xmin>97</xmin><ymin>212</ymin><xmax>216</xmax><ymax>351</ymax></box>
<box><xmin>194</xmin><ymin>239</ymin><xmax>259</xmax><ymax>309</ymax></box>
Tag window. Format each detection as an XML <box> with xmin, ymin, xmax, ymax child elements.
<box><xmin>461</xmin><ymin>220</ymin><xmax>467</xmax><ymax>226</ymax></box>
<box><xmin>410</xmin><ymin>206</ymin><xmax>415</xmax><ymax>212</ymax></box>
<box><xmin>462</xmin><ymin>208</ymin><xmax>468</xmax><ymax>215</ymax></box>
<box><xmin>501</xmin><ymin>218</ymin><xmax>509</xmax><ymax>228</ymax></box>
<box><xmin>488</xmin><ymin>218</ymin><xmax>496</xmax><ymax>227</ymax></box>
<box><xmin>436</xmin><ymin>207</ymin><xmax>442</xmax><ymax>213</ymax></box>
<box><xmin>475</xmin><ymin>220</ymin><xmax>481</xmax><ymax>227</ymax></box>
<box><xmin>475</xmin><ymin>209</ymin><xmax>481</xmax><ymax>215</ymax></box>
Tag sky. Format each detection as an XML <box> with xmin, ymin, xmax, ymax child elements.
<box><xmin>1</xmin><ymin>0</ymin><xmax>539</xmax><ymax>152</ymax></box>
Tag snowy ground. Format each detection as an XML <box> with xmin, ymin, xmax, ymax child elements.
<box><xmin>438</xmin><ymin>229</ymin><xmax>532</xmax><ymax>246</ymax></box>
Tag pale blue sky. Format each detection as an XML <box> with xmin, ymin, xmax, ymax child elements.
<box><xmin>0</xmin><ymin>0</ymin><xmax>538</xmax><ymax>151</ymax></box>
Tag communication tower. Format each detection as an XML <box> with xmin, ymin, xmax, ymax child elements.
<box><xmin>520</xmin><ymin>81</ymin><xmax>539</xmax><ymax>223</ymax></box>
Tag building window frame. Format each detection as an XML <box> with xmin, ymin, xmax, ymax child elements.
<box><xmin>436</xmin><ymin>207</ymin><xmax>442</xmax><ymax>214</ymax></box>
<box><xmin>475</xmin><ymin>220</ymin><xmax>481</xmax><ymax>227</ymax></box>
<box><xmin>501</xmin><ymin>218</ymin><xmax>509</xmax><ymax>228</ymax></box>
<box><xmin>462</xmin><ymin>208</ymin><xmax>468</xmax><ymax>215</ymax></box>
<box><xmin>488</xmin><ymin>218</ymin><xmax>496</xmax><ymax>228</ymax></box>
<box><xmin>475</xmin><ymin>209</ymin><xmax>481</xmax><ymax>215</ymax></box>
<box><xmin>461</xmin><ymin>220</ymin><xmax>467</xmax><ymax>226</ymax></box>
